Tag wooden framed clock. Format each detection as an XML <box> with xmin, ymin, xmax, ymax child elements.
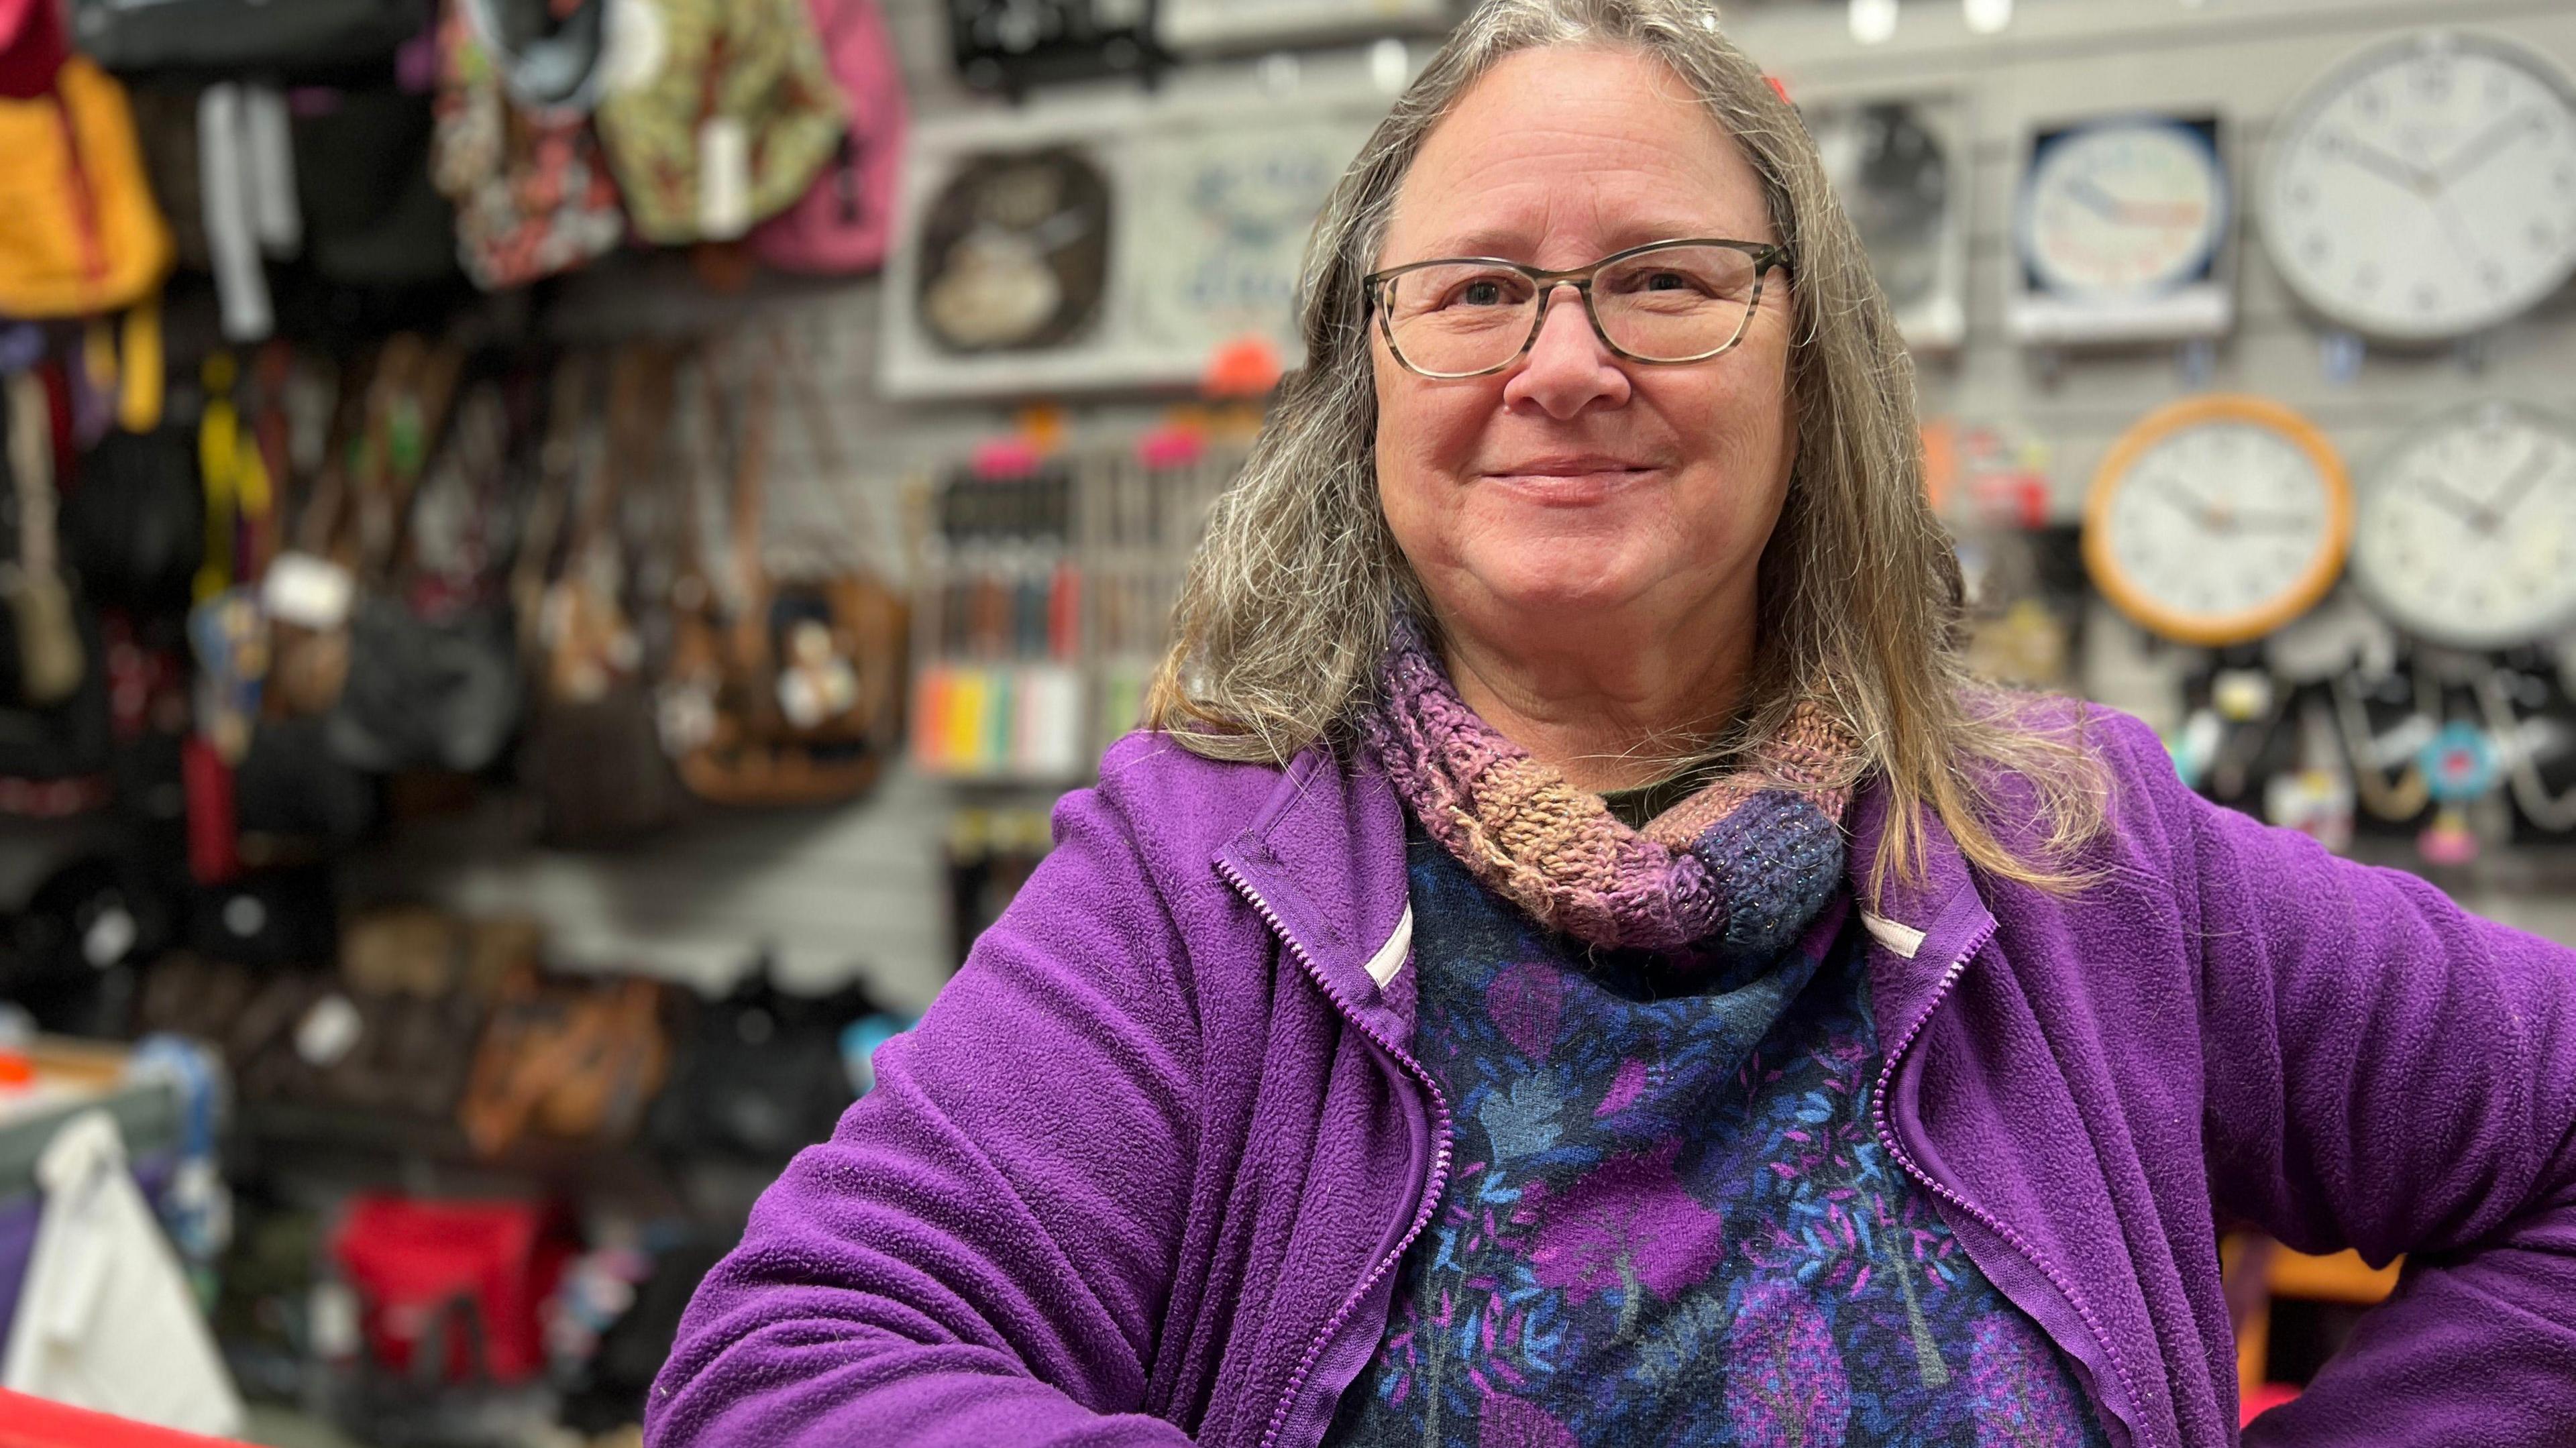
<box><xmin>2083</xmin><ymin>395</ymin><xmax>2353</xmax><ymax>647</ymax></box>
<box><xmin>2261</xmin><ymin>30</ymin><xmax>2576</xmax><ymax>343</ymax></box>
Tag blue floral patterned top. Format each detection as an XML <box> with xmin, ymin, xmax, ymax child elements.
<box><xmin>1321</xmin><ymin>824</ymin><xmax>2113</xmax><ymax>1448</ymax></box>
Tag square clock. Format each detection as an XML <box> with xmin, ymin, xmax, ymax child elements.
<box><xmin>1805</xmin><ymin>92</ymin><xmax>1973</xmax><ymax>351</ymax></box>
<box><xmin>2006</xmin><ymin>112</ymin><xmax>2237</xmax><ymax>346</ymax></box>
<box><xmin>880</xmin><ymin>87</ymin><xmax>1385</xmax><ymax>398</ymax></box>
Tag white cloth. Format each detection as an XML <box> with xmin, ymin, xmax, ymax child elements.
<box><xmin>0</xmin><ymin>1109</ymin><xmax>245</xmax><ymax>1438</ymax></box>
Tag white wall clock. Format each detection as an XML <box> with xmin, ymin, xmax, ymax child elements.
<box><xmin>2008</xmin><ymin>114</ymin><xmax>2233</xmax><ymax>345</ymax></box>
<box><xmin>2350</xmin><ymin>400</ymin><xmax>2576</xmax><ymax>650</ymax></box>
<box><xmin>2262</xmin><ymin>30</ymin><xmax>2576</xmax><ymax>343</ymax></box>
<box><xmin>2084</xmin><ymin>394</ymin><xmax>2352</xmax><ymax>647</ymax></box>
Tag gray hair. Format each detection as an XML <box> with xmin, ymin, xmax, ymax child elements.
<box><xmin>1146</xmin><ymin>0</ymin><xmax>2103</xmax><ymax>895</ymax></box>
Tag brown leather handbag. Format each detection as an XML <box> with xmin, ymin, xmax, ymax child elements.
<box><xmin>663</xmin><ymin>332</ymin><xmax>903</xmax><ymax>807</ymax></box>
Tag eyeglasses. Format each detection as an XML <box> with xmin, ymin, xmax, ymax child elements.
<box><xmin>1364</xmin><ymin>238</ymin><xmax>1790</xmax><ymax>380</ymax></box>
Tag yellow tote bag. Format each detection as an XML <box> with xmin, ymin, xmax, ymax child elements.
<box><xmin>0</xmin><ymin>56</ymin><xmax>174</xmax><ymax>317</ymax></box>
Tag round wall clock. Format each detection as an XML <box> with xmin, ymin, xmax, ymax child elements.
<box><xmin>2084</xmin><ymin>394</ymin><xmax>2353</xmax><ymax>647</ymax></box>
<box><xmin>2349</xmin><ymin>400</ymin><xmax>2576</xmax><ymax>649</ymax></box>
<box><xmin>2017</xmin><ymin>116</ymin><xmax>2227</xmax><ymax>299</ymax></box>
<box><xmin>2261</xmin><ymin>30</ymin><xmax>2576</xmax><ymax>342</ymax></box>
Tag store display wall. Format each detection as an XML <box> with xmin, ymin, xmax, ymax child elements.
<box><xmin>417</xmin><ymin>0</ymin><xmax>2576</xmax><ymax>1005</ymax></box>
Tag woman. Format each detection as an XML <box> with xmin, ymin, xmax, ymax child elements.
<box><xmin>647</xmin><ymin>3</ymin><xmax>2576</xmax><ymax>1445</ymax></box>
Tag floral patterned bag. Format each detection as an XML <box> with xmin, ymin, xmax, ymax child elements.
<box><xmin>431</xmin><ymin>0</ymin><xmax>627</xmax><ymax>290</ymax></box>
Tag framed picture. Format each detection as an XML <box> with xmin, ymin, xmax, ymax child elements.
<box><xmin>881</xmin><ymin>82</ymin><xmax>1386</xmax><ymax>398</ymax></box>
<box><xmin>2006</xmin><ymin>112</ymin><xmax>2237</xmax><ymax>345</ymax></box>
<box><xmin>1804</xmin><ymin>91</ymin><xmax>1972</xmax><ymax>351</ymax></box>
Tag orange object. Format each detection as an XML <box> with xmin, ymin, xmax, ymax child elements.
<box><xmin>0</xmin><ymin>1390</ymin><xmax>254</xmax><ymax>1448</ymax></box>
<box><xmin>1201</xmin><ymin>335</ymin><xmax>1283</xmax><ymax>398</ymax></box>
<box><xmin>0</xmin><ymin>57</ymin><xmax>174</xmax><ymax>317</ymax></box>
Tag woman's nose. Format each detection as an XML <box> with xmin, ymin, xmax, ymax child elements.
<box><xmin>1502</xmin><ymin>283</ymin><xmax>1631</xmax><ymax>418</ymax></box>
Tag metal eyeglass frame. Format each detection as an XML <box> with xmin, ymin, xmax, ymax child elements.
<box><xmin>1363</xmin><ymin>237</ymin><xmax>1792</xmax><ymax>380</ymax></box>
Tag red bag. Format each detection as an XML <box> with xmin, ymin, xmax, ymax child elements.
<box><xmin>0</xmin><ymin>0</ymin><xmax>67</xmax><ymax>99</ymax></box>
<box><xmin>330</xmin><ymin>1196</ymin><xmax>572</xmax><ymax>1384</ymax></box>
<box><xmin>749</xmin><ymin>0</ymin><xmax>905</xmax><ymax>274</ymax></box>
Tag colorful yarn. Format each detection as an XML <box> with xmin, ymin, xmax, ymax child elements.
<box><xmin>1364</xmin><ymin>616</ymin><xmax>1858</xmax><ymax>956</ymax></box>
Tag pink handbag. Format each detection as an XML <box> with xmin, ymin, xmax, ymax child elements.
<box><xmin>749</xmin><ymin>0</ymin><xmax>906</xmax><ymax>274</ymax></box>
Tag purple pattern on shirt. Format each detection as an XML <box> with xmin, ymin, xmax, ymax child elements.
<box><xmin>1321</xmin><ymin>829</ymin><xmax>2111</xmax><ymax>1448</ymax></box>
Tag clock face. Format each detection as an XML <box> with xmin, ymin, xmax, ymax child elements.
<box><xmin>2263</xmin><ymin>31</ymin><xmax>2576</xmax><ymax>342</ymax></box>
<box><xmin>2351</xmin><ymin>401</ymin><xmax>2576</xmax><ymax>649</ymax></box>
<box><xmin>2084</xmin><ymin>396</ymin><xmax>2353</xmax><ymax>647</ymax></box>
<box><xmin>2019</xmin><ymin>117</ymin><xmax>2226</xmax><ymax>298</ymax></box>
<box><xmin>1812</xmin><ymin>101</ymin><xmax>1952</xmax><ymax>314</ymax></box>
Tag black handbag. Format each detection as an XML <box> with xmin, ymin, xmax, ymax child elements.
<box><xmin>62</xmin><ymin>424</ymin><xmax>205</xmax><ymax>619</ymax></box>
<box><xmin>69</xmin><ymin>0</ymin><xmax>433</xmax><ymax>78</ymax></box>
<box><xmin>327</xmin><ymin>594</ymin><xmax>521</xmax><ymax>773</ymax></box>
<box><xmin>649</xmin><ymin>953</ymin><xmax>885</xmax><ymax>1160</ymax></box>
<box><xmin>293</xmin><ymin>89</ymin><xmax>462</xmax><ymax>289</ymax></box>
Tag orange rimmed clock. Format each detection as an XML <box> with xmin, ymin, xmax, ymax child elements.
<box><xmin>2083</xmin><ymin>394</ymin><xmax>2353</xmax><ymax>647</ymax></box>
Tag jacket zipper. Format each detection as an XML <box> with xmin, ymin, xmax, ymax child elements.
<box><xmin>1868</xmin><ymin>917</ymin><xmax>2151</xmax><ymax>1448</ymax></box>
<box><xmin>1216</xmin><ymin>858</ymin><xmax>1454</xmax><ymax>1448</ymax></box>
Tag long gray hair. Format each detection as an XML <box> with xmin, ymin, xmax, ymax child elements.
<box><xmin>1145</xmin><ymin>0</ymin><xmax>2102</xmax><ymax>895</ymax></box>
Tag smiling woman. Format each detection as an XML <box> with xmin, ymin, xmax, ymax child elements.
<box><xmin>644</xmin><ymin>5</ymin><xmax>2576</xmax><ymax>1447</ymax></box>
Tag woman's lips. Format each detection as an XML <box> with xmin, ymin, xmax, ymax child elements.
<box><xmin>1479</xmin><ymin>465</ymin><xmax>1658</xmax><ymax>505</ymax></box>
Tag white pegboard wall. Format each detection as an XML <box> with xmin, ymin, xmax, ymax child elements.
<box><xmin>385</xmin><ymin>0</ymin><xmax>2576</xmax><ymax>993</ymax></box>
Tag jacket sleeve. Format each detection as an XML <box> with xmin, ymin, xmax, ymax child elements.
<box><xmin>643</xmin><ymin>771</ymin><xmax>1205</xmax><ymax>1448</ymax></box>
<box><xmin>2106</xmin><ymin>712</ymin><xmax>2576</xmax><ymax>1445</ymax></box>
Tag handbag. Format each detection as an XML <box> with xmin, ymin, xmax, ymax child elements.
<box><xmin>525</xmin><ymin>343</ymin><xmax>690</xmax><ymax>842</ymax></box>
<box><xmin>458</xmin><ymin>964</ymin><xmax>671</xmax><ymax>1156</ymax></box>
<box><xmin>592</xmin><ymin>0</ymin><xmax>846</xmax><ymax>245</ymax></box>
<box><xmin>649</xmin><ymin>952</ymin><xmax>883</xmax><ymax>1160</ymax></box>
<box><xmin>748</xmin><ymin>0</ymin><xmax>905</xmax><ymax>275</ymax></box>
<box><xmin>68</xmin><ymin>0</ymin><xmax>431</xmax><ymax>78</ymax></box>
<box><xmin>431</xmin><ymin>0</ymin><xmax>628</xmax><ymax>290</ymax></box>
<box><xmin>0</xmin><ymin>55</ymin><xmax>174</xmax><ymax>318</ymax></box>
<box><xmin>61</xmin><ymin>425</ymin><xmax>205</xmax><ymax>620</ymax></box>
<box><xmin>664</xmin><ymin>337</ymin><xmax>899</xmax><ymax>807</ymax></box>
<box><xmin>326</xmin><ymin>378</ymin><xmax>523</xmax><ymax>775</ymax></box>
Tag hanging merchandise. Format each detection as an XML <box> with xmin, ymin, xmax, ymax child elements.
<box><xmin>1</xmin><ymin>1111</ymin><xmax>247</xmax><ymax>1437</ymax></box>
<box><xmin>5</xmin><ymin>370</ymin><xmax>87</xmax><ymax>709</ymax></box>
<box><xmin>126</xmin><ymin>86</ymin><xmax>210</xmax><ymax>273</ymax></box>
<box><xmin>0</xmin><ymin>56</ymin><xmax>174</xmax><ymax>319</ymax></box>
<box><xmin>68</xmin><ymin>0</ymin><xmax>430</xmax><ymax>77</ymax></box>
<box><xmin>0</xmin><ymin>0</ymin><xmax>69</xmax><ymax>99</ymax></box>
<box><xmin>457</xmin><ymin>966</ymin><xmax>672</xmax><ymax>1156</ymax></box>
<box><xmin>2083</xmin><ymin>394</ymin><xmax>2353</xmax><ymax>649</ymax></box>
<box><xmin>432</xmin><ymin>0</ymin><xmax>629</xmax><ymax>290</ymax></box>
<box><xmin>197</xmin><ymin>84</ymin><xmax>302</xmax><ymax>343</ymax></box>
<box><xmin>292</xmin><ymin>87</ymin><xmax>465</xmax><ymax>290</ymax></box>
<box><xmin>649</xmin><ymin>952</ymin><xmax>889</xmax><ymax>1160</ymax></box>
<box><xmin>663</xmin><ymin>337</ymin><xmax>898</xmax><ymax>808</ymax></box>
<box><xmin>525</xmin><ymin>344</ymin><xmax>692</xmax><ymax>843</ymax></box>
<box><xmin>2346</xmin><ymin>400</ymin><xmax>2576</xmax><ymax>652</ymax></box>
<box><xmin>2416</xmin><ymin>718</ymin><xmax>2502</xmax><ymax>866</ymax></box>
<box><xmin>2260</xmin><ymin>30</ymin><xmax>2576</xmax><ymax>345</ymax></box>
<box><xmin>947</xmin><ymin>0</ymin><xmax>1162</xmax><ymax>97</ymax></box>
<box><xmin>592</xmin><ymin>0</ymin><xmax>847</xmax><ymax>245</ymax></box>
<box><xmin>914</xmin><ymin>146</ymin><xmax>1115</xmax><ymax>357</ymax></box>
<box><xmin>329</xmin><ymin>1195</ymin><xmax>571</xmax><ymax>1385</ymax></box>
<box><xmin>62</xmin><ymin>429</ymin><xmax>202</xmax><ymax>621</ymax></box>
<box><xmin>326</xmin><ymin>376</ymin><xmax>524</xmax><ymax>775</ymax></box>
<box><xmin>749</xmin><ymin>0</ymin><xmax>907</xmax><ymax>275</ymax></box>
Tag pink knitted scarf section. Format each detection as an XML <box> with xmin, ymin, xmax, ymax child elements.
<box><xmin>1364</xmin><ymin>618</ymin><xmax>1860</xmax><ymax>956</ymax></box>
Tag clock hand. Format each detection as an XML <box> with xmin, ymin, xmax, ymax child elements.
<box><xmin>2153</xmin><ymin>478</ymin><xmax>2223</xmax><ymax>530</ymax></box>
<box><xmin>2434</xmin><ymin>109</ymin><xmax>2539</xmax><ymax>190</ymax></box>
<box><xmin>2322</xmin><ymin>129</ymin><xmax>2436</xmax><ymax>196</ymax></box>
<box><xmin>2063</xmin><ymin>174</ymin><xmax>2127</xmax><ymax>221</ymax></box>
<box><xmin>2484</xmin><ymin>444</ymin><xmax>2560</xmax><ymax>523</ymax></box>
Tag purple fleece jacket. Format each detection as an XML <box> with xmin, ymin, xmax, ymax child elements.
<box><xmin>646</xmin><ymin>707</ymin><xmax>2576</xmax><ymax>1448</ymax></box>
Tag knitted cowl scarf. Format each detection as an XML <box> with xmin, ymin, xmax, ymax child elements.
<box><xmin>1363</xmin><ymin>616</ymin><xmax>1860</xmax><ymax>958</ymax></box>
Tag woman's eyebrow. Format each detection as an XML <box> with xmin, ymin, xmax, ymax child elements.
<box><xmin>1404</xmin><ymin>221</ymin><xmax>1750</xmax><ymax>261</ymax></box>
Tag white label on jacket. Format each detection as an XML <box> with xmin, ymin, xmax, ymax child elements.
<box><xmin>1364</xmin><ymin>906</ymin><xmax>1413</xmax><ymax>990</ymax></box>
<box><xmin>1860</xmin><ymin>910</ymin><xmax>1926</xmax><ymax>960</ymax></box>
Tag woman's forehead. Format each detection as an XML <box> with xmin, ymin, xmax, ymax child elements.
<box><xmin>1385</xmin><ymin>46</ymin><xmax>1769</xmax><ymax>262</ymax></box>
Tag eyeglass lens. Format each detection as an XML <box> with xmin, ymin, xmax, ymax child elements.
<box><xmin>1380</xmin><ymin>245</ymin><xmax>1762</xmax><ymax>375</ymax></box>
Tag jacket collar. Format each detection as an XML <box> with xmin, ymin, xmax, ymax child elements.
<box><xmin>1212</xmin><ymin>743</ymin><xmax>1419</xmax><ymax>1048</ymax></box>
<box><xmin>1848</xmin><ymin>773</ymin><xmax>2003</xmax><ymax>1027</ymax></box>
<box><xmin>1216</xmin><ymin>748</ymin><xmax>1992</xmax><ymax>1049</ymax></box>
